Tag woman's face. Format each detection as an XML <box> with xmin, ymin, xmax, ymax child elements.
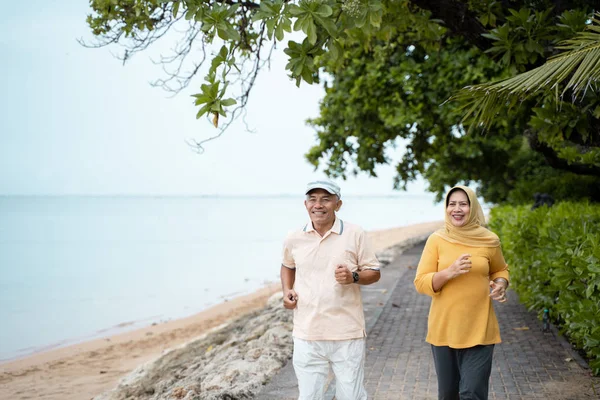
<box><xmin>446</xmin><ymin>190</ymin><xmax>470</xmax><ymax>228</ymax></box>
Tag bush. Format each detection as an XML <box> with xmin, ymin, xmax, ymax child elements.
<box><xmin>490</xmin><ymin>202</ymin><xmax>600</xmax><ymax>375</ymax></box>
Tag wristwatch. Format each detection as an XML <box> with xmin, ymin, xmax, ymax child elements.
<box><xmin>352</xmin><ymin>271</ymin><xmax>360</xmax><ymax>283</ymax></box>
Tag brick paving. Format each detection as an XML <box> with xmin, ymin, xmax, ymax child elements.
<box><xmin>259</xmin><ymin>241</ymin><xmax>599</xmax><ymax>399</ymax></box>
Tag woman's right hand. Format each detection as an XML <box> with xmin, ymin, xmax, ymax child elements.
<box><xmin>446</xmin><ymin>254</ymin><xmax>472</xmax><ymax>280</ymax></box>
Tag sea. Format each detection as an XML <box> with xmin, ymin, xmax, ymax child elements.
<box><xmin>0</xmin><ymin>194</ymin><xmax>444</xmax><ymax>361</ymax></box>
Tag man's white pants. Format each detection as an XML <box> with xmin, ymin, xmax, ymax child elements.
<box><xmin>292</xmin><ymin>337</ymin><xmax>367</xmax><ymax>400</ymax></box>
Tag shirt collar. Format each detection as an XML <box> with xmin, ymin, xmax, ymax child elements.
<box><xmin>303</xmin><ymin>217</ymin><xmax>344</xmax><ymax>235</ymax></box>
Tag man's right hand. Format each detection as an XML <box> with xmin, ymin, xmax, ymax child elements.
<box><xmin>283</xmin><ymin>289</ymin><xmax>298</xmax><ymax>309</ymax></box>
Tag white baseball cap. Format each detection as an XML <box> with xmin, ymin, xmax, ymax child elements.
<box><xmin>305</xmin><ymin>179</ymin><xmax>341</xmax><ymax>198</ymax></box>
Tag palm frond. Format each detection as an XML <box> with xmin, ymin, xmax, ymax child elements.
<box><xmin>453</xmin><ymin>12</ymin><xmax>600</xmax><ymax>131</ymax></box>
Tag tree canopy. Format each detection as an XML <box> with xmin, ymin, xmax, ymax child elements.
<box><xmin>86</xmin><ymin>0</ymin><xmax>600</xmax><ymax>203</ymax></box>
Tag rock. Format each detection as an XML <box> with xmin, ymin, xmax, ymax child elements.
<box><xmin>267</xmin><ymin>292</ymin><xmax>283</xmax><ymax>307</ymax></box>
<box><xmin>375</xmin><ymin>248</ymin><xmax>395</xmax><ymax>266</ymax></box>
<box><xmin>94</xmin><ymin>295</ymin><xmax>293</xmax><ymax>400</ymax></box>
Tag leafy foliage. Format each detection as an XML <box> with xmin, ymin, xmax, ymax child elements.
<box><xmin>85</xmin><ymin>0</ymin><xmax>600</xmax><ymax>201</ymax></box>
<box><xmin>85</xmin><ymin>0</ymin><xmax>397</xmax><ymax>129</ymax></box>
<box><xmin>307</xmin><ymin>1</ymin><xmax>600</xmax><ymax>202</ymax></box>
<box><xmin>306</xmin><ymin>38</ymin><xmax>526</xmax><ymax>201</ymax></box>
<box><xmin>455</xmin><ymin>12</ymin><xmax>600</xmax><ymax>132</ymax></box>
<box><xmin>490</xmin><ymin>202</ymin><xmax>600</xmax><ymax>375</ymax></box>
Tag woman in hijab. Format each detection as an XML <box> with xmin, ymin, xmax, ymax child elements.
<box><xmin>414</xmin><ymin>186</ymin><xmax>509</xmax><ymax>400</ymax></box>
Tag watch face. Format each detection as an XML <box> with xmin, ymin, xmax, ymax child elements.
<box><xmin>353</xmin><ymin>271</ymin><xmax>359</xmax><ymax>282</ymax></box>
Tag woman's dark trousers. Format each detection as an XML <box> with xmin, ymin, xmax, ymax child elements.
<box><xmin>431</xmin><ymin>344</ymin><xmax>494</xmax><ymax>400</ymax></box>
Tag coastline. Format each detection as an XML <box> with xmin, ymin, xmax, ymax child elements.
<box><xmin>0</xmin><ymin>284</ymin><xmax>282</xmax><ymax>400</ymax></box>
<box><xmin>0</xmin><ymin>220</ymin><xmax>442</xmax><ymax>400</ymax></box>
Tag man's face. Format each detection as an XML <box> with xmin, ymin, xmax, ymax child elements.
<box><xmin>304</xmin><ymin>189</ymin><xmax>342</xmax><ymax>226</ymax></box>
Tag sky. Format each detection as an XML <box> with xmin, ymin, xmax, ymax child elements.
<box><xmin>0</xmin><ymin>1</ymin><xmax>428</xmax><ymax>196</ymax></box>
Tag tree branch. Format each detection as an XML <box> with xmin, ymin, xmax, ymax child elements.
<box><xmin>527</xmin><ymin>131</ymin><xmax>600</xmax><ymax>176</ymax></box>
<box><xmin>188</xmin><ymin>22</ymin><xmax>273</xmax><ymax>153</ymax></box>
<box><xmin>149</xmin><ymin>20</ymin><xmax>204</xmax><ymax>94</ymax></box>
<box><xmin>218</xmin><ymin>0</ymin><xmax>260</xmax><ymax>8</ymax></box>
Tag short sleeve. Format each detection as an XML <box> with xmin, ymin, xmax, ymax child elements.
<box><xmin>281</xmin><ymin>234</ymin><xmax>296</xmax><ymax>269</ymax></box>
<box><xmin>356</xmin><ymin>230</ymin><xmax>380</xmax><ymax>271</ymax></box>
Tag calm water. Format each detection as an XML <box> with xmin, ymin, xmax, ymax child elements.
<box><xmin>0</xmin><ymin>195</ymin><xmax>442</xmax><ymax>360</ymax></box>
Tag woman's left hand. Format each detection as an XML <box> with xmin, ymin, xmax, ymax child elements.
<box><xmin>489</xmin><ymin>280</ymin><xmax>508</xmax><ymax>303</ymax></box>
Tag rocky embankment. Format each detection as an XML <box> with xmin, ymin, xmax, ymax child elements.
<box><xmin>94</xmin><ymin>292</ymin><xmax>292</xmax><ymax>400</ymax></box>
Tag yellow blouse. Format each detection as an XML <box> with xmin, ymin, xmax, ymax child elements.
<box><xmin>414</xmin><ymin>234</ymin><xmax>510</xmax><ymax>348</ymax></box>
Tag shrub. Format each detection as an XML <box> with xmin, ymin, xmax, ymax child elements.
<box><xmin>490</xmin><ymin>202</ymin><xmax>600</xmax><ymax>375</ymax></box>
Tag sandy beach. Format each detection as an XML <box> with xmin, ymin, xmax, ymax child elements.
<box><xmin>0</xmin><ymin>220</ymin><xmax>442</xmax><ymax>400</ymax></box>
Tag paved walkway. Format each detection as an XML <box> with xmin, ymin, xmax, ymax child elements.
<box><xmin>259</xmin><ymin>242</ymin><xmax>599</xmax><ymax>399</ymax></box>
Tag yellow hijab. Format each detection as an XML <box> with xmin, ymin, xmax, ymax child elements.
<box><xmin>433</xmin><ymin>185</ymin><xmax>500</xmax><ymax>248</ymax></box>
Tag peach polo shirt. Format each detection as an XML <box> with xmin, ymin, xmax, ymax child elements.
<box><xmin>414</xmin><ymin>234</ymin><xmax>510</xmax><ymax>348</ymax></box>
<box><xmin>282</xmin><ymin>218</ymin><xmax>380</xmax><ymax>341</ymax></box>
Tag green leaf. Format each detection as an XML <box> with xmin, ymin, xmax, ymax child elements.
<box><xmin>193</xmin><ymin>94</ymin><xmax>212</xmax><ymax>105</ymax></box>
<box><xmin>266</xmin><ymin>18</ymin><xmax>277</xmax><ymax>37</ymax></box>
<box><xmin>281</xmin><ymin>17</ymin><xmax>292</xmax><ymax>33</ymax></box>
<box><xmin>211</xmin><ymin>102</ymin><xmax>222</xmax><ymax>112</ymax></box>
<box><xmin>173</xmin><ymin>1</ymin><xmax>180</xmax><ymax>18</ymax></box>
<box><xmin>216</xmin><ymin>23</ymin><xmax>241</xmax><ymax>41</ymax></box>
<box><xmin>302</xmin><ymin>68</ymin><xmax>313</xmax><ymax>84</ymax></box>
<box><xmin>305</xmin><ymin>18</ymin><xmax>317</xmax><ymax>44</ymax></box>
<box><xmin>316</xmin><ymin>16</ymin><xmax>338</xmax><ymax>37</ymax></box>
<box><xmin>293</xmin><ymin>59</ymin><xmax>304</xmax><ymax>76</ymax></box>
<box><xmin>586</xmin><ymin>283</ymin><xmax>596</xmax><ymax>299</ymax></box>
<box><xmin>221</xmin><ymin>98</ymin><xmax>237</xmax><ymax>107</ymax></box>
<box><xmin>370</xmin><ymin>13</ymin><xmax>382</xmax><ymax>28</ymax></box>
<box><xmin>588</xmin><ymin>264</ymin><xmax>600</xmax><ymax>274</ymax></box>
<box><xmin>293</xmin><ymin>14</ymin><xmax>308</xmax><ymax>32</ymax></box>
<box><xmin>219</xmin><ymin>45</ymin><xmax>228</xmax><ymax>59</ymax></box>
<box><xmin>328</xmin><ymin>39</ymin><xmax>342</xmax><ymax>60</ymax></box>
<box><xmin>287</xmin><ymin>4</ymin><xmax>304</xmax><ymax>16</ymax></box>
<box><xmin>314</xmin><ymin>4</ymin><xmax>333</xmax><ymax>18</ymax></box>
<box><xmin>196</xmin><ymin>103</ymin><xmax>211</xmax><ymax>119</ymax></box>
<box><xmin>275</xmin><ymin>24</ymin><xmax>285</xmax><ymax>41</ymax></box>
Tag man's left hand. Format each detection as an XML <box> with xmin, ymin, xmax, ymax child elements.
<box><xmin>335</xmin><ymin>265</ymin><xmax>353</xmax><ymax>285</ymax></box>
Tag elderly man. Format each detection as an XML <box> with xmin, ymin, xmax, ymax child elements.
<box><xmin>280</xmin><ymin>179</ymin><xmax>381</xmax><ymax>400</ymax></box>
